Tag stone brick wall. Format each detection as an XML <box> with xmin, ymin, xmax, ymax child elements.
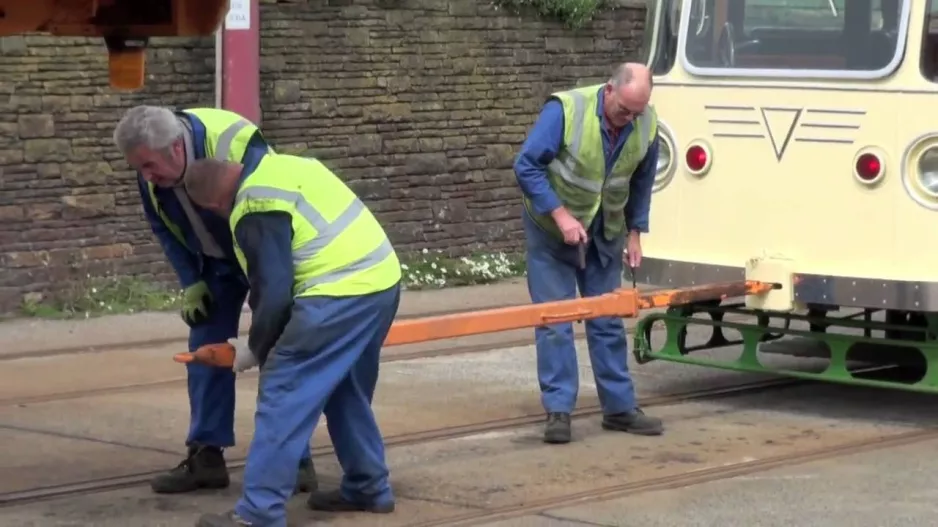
<box><xmin>0</xmin><ymin>36</ymin><xmax>215</xmax><ymax>310</ymax></box>
<box><xmin>0</xmin><ymin>0</ymin><xmax>645</xmax><ymax>312</ymax></box>
<box><xmin>258</xmin><ymin>0</ymin><xmax>646</xmax><ymax>253</ymax></box>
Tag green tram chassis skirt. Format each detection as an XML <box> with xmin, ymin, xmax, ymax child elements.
<box><xmin>631</xmin><ymin>303</ymin><xmax>938</xmax><ymax>394</ymax></box>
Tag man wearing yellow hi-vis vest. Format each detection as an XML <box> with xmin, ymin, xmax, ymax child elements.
<box><xmin>513</xmin><ymin>63</ymin><xmax>665</xmax><ymax>445</ymax></box>
<box><xmin>112</xmin><ymin>106</ymin><xmax>316</xmax><ymax>496</ymax></box>
<box><xmin>181</xmin><ymin>153</ymin><xmax>402</xmax><ymax>527</ymax></box>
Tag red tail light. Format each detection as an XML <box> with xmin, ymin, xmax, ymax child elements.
<box><xmin>855</xmin><ymin>153</ymin><xmax>883</xmax><ymax>181</ymax></box>
<box><xmin>686</xmin><ymin>145</ymin><xmax>708</xmax><ymax>172</ymax></box>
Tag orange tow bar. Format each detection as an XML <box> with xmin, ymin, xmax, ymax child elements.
<box><xmin>173</xmin><ymin>280</ymin><xmax>775</xmax><ymax>368</ymax></box>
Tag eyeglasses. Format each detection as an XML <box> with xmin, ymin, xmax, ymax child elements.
<box><xmin>613</xmin><ymin>99</ymin><xmax>643</xmax><ymax>120</ymax></box>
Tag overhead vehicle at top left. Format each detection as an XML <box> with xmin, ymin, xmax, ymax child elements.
<box><xmin>0</xmin><ymin>0</ymin><xmax>230</xmax><ymax>90</ymax></box>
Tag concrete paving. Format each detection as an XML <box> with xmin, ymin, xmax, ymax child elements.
<box><xmin>0</xmin><ymin>330</ymin><xmax>792</xmax><ymax>491</ymax></box>
<box><xmin>0</xmin><ymin>311</ymin><xmax>604</xmax><ymax>406</ymax></box>
<box><xmin>541</xmin><ymin>433</ymin><xmax>938</xmax><ymax>527</ymax></box>
<box><xmin>2</xmin><ymin>369</ymin><xmax>937</xmax><ymax>526</ymax></box>
<box><xmin>0</xmin><ymin>277</ymin><xmax>673</xmax><ymax>406</ymax></box>
<box><xmin>1</xmin><ymin>280</ymin><xmax>936</xmax><ymax>526</ymax></box>
<box><xmin>0</xmin><ymin>278</ymin><xmax>667</xmax><ymax>360</ymax></box>
<box><xmin>0</xmin><ymin>278</ymin><xmax>534</xmax><ymax>358</ymax></box>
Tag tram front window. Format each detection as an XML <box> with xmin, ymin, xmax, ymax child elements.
<box><xmin>682</xmin><ymin>0</ymin><xmax>905</xmax><ymax>76</ymax></box>
<box><xmin>922</xmin><ymin>0</ymin><xmax>938</xmax><ymax>81</ymax></box>
<box><xmin>642</xmin><ymin>0</ymin><xmax>679</xmax><ymax>75</ymax></box>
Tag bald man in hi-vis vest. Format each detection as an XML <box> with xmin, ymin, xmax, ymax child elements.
<box><xmin>513</xmin><ymin>63</ymin><xmax>665</xmax><ymax>444</ymax></box>
<box><xmin>181</xmin><ymin>153</ymin><xmax>402</xmax><ymax>527</ymax></box>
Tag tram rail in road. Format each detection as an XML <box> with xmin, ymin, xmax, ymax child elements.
<box><xmin>0</xmin><ymin>376</ymin><xmax>803</xmax><ymax>508</ymax></box>
<box><xmin>0</xmin><ymin>307</ymin><xmax>765</xmax><ymax>408</ymax></box>
<box><xmin>409</xmin><ymin>426</ymin><xmax>938</xmax><ymax>527</ymax></box>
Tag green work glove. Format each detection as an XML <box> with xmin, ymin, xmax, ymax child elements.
<box><xmin>180</xmin><ymin>281</ymin><xmax>212</xmax><ymax>327</ymax></box>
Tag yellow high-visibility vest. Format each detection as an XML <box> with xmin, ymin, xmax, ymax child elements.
<box><xmin>229</xmin><ymin>154</ymin><xmax>402</xmax><ymax>297</ymax></box>
<box><xmin>523</xmin><ymin>85</ymin><xmax>657</xmax><ymax>240</ymax></box>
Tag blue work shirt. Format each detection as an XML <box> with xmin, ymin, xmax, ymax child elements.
<box><xmin>228</xmin><ymin>158</ymin><xmax>301</xmax><ymax>364</ymax></box>
<box><xmin>513</xmin><ymin>87</ymin><xmax>659</xmax><ymax>247</ymax></box>
<box><xmin>137</xmin><ymin>114</ymin><xmax>270</xmax><ymax>288</ymax></box>
<box><xmin>233</xmin><ymin>209</ymin><xmax>295</xmax><ymax>366</ymax></box>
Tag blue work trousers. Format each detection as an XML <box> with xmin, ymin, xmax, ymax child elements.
<box><xmin>185</xmin><ymin>270</ymin><xmax>246</xmax><ymax>449</ymax></box>
<box><xmin>235</xmin><ymin>283</ymin><xmax>401</xmax><ymax>527</ymax></box>
<box><xmin>523</xmin><ymin>211</ymin><xmax>637</xmax><ymax>415</ymax></box>
<box><xmin>185</xmin><ymin>269</ymin><xmax>312</xmax><ymax>464</ymax></box>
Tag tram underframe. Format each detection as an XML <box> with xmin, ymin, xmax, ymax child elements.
<box><xmin>633</xmin><ymin>301</ymin><xmax>938</xmax><ymax>393</ymax></box>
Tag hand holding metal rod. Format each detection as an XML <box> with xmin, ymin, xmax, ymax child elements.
<box><xmin>624</xmin><ymin>249</ymin><xmax>638</xmax><ymax>289</ymax></box>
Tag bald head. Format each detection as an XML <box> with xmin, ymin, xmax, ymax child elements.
<box><xmin>184</xmin><ymin>159</ymin><xmax>243</xmax><ymax>217</ymax></box>
<box><xmin>603</xmin><ymin>62</ymin><xmax>653</xmax><ymax>128</ymax></box>
<box><xmin>609</xmin><ymin>63</ymin><xmax>652</xmax><ymax>87</ymax></box>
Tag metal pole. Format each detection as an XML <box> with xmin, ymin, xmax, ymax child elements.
<box><xmin>214</xmin><ymin>28</ymin><xmax>223</xmax><ymax>108</ymax></box>
<box><xmin>220</xmin><ymin>0</ymin><xmax>261</xmax><ymax>123</ymax></box>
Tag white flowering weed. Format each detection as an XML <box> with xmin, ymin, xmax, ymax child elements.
<box><xmin>19</xmin><ymin>251</ymin><xmax>527</xmax><ymax>318</ymax></box>
<box><xmin>20</xmin><ymin>272</ymin><xmax>182</xmax><ymax>319</ymax></box>
<box><xmin>400</xmin><ymin>249</ymin><xmax>525</xmax><ymax>290</ymax></box>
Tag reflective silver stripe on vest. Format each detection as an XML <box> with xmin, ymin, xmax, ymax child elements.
<box><xmin>633</xmin><ymin>110</ymin><xmax>654</xmax><ymax>165</ymax></box>
<box><xmin>298</xmin><ymin>238</ymin><xmax>394</xmax><ymax>292</ymax></box>
<box><xmin>602</xmin><ymin>111</ymin><xmax>654</xmax><ymax>193</ymax></box>
<box><xmin>214</xmin><ymin>119</ymin><xmax>252</xmax><ymax>161</ymax></box>
<box><xmin>177</xmin><ymin>117</ymin><xmax>225</xmax><ymax>258</ymax></box>
<box><xmin>235</xmin><ymin>185</ymin><xmax>393</xmax><ymax>290</ymax></box>
<box><xmin>602</xmin><ymin>192</ymin><xmax>631</xmax><ymax>210</ymax></box>
<box><xmin>548</xmin><ymin>90</ymin><xmax>604</xmax><ymax>194</ymax></box>
<box><xmin>550</xmin><ymin>91</ymin><xmax>656</xmax><ymax>195</ymax></box>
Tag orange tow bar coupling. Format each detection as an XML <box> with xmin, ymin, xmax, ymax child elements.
<box><xmin>173</xmin><ymin>280</ymin><xmax>775</xmax><ymax>368</ymax></box>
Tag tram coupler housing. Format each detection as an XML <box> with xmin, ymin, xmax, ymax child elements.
<box><xmin>745</xmin><ymin>254</ymin><xmax>795</xmax><ymax>311</ymax></box>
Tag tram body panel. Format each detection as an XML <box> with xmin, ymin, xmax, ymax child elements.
<box><xmin>646</xmin><ymin>85</ymin><xmax>903</xmax><ymax>275</ymax></box>
<box><xmin>639</xmin><ymin>0</ymin><xmax>938</xmax><ymax>311</ymax></box>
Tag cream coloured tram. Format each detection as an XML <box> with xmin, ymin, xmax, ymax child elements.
<box><xmin>632</xmin><ymin>0</ymin><xmax>938</xmax><ymax>391</ymax></box>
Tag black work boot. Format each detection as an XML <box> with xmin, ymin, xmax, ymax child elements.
<box><xmin>602</xmin><ymin>408</ymin><xmax>664</xmax><ymax>436</ymax></box>
<box><xmin>543</xmin><ymin>412</ymin><xmax>572</xmax><ymax>444</ymax></box>
<box><xmin>294</xmin><ymin>457</ymin><xmax>318</xmax><ymax>494</ymax></box>
<box><xmin>151</xmin><ymin>445</ymin><xmax>230</xmax><ymax>494</ymax></box>
<box><xmin>196</xmin><ymin>511</ymin><xmax>253</xmax><ymax>526</ymax></box>
<box><xmin>306</xmin><ymin>489</ymin><xmax>395</xmax><ymax>514</ymax></box>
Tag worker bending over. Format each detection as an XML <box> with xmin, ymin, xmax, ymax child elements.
<box><xmin>113</xmin><ymin>106</ymin><xmax>316</xmax><ymax>494</ymax></box>
<box><xmin>182</xmin><ymin>154</ymin><xmax>402</xmax><ymax>527</ymax></box>
<box><xmin>513</xmin><ymin>63</ymin><xmax>665</xmax><ymax>444</ymax></box>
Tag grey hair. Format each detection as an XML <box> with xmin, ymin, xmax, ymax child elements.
<box><xmin>113</xmin><ymin>105</ymin><xmax>184</xmax><ymax>156</ymax></box>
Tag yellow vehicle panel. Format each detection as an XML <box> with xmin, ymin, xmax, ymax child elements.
<box><xmin>639</xmin><ymin>0</ymin><xmax>938</xmax><ymax>311</ymax></box>
<box><xmin>646</xmin><ymin>85</ymin><xmax>906</xmax><ymax>278</ymax></box>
